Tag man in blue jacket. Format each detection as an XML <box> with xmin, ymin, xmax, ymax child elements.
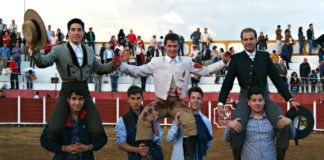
<box><xmin>40</xmin><ymin>87</ymin><xmax>107</xmax><ymax>160</ymax></box>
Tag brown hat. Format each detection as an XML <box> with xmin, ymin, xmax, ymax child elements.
<box><xmin>22</xmin><ymin>9</ymin><xmax>47</xmax><ymax>49</ymax></box>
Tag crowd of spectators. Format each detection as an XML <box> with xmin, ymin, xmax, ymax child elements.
<box><xmin>0</xmin><ymin>17</ymin><xmax>323</xmax><ymax>94</ymax></box>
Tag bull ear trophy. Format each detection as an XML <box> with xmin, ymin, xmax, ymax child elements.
<box><xmin>285</xmin><ymin>105</ymin><xmax>314</xmax><ymax>145</ymax></box>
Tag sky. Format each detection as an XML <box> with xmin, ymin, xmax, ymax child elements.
<box><xmin>1</xmin><ymin>0</ymin><xmax>323</xmax><ymax>42</ymax></box>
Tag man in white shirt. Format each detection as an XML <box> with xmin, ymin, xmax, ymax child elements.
<box><xmin>190</xmin><ymin>45</ymin><xmax>199</xmax><ymax>59</ymax></box>
<box><xmin>167</xmin><ymin>86</ymin><xmax>213</xmax><ymax>160</ymax></box>
<box><xmin>113</xmin><ymin>33</ymin><xmax>231</xmax><ymax>160</ymax></box>
<box><xmin>200</xmin><ymin>28</ymin><xmax>212</xmax><ymax>48</ymax></box>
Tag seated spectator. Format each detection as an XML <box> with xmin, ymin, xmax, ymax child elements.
<box><xmin>318</xmin><ymin>46</ymin><xmax>324</xmax><ymax>62</ymax></box>
<box><xmin>229</xmin><ymin>47</ymin><xmax>235</xmax><ymax>55</ymax></box>
<box><xmin>41</xmin><ymin>87</ymin><xmax>107</xmax><ymax>159</ymax></box>
<box><xmin>189</xmin><ymin>45</ymin><xmax>199</xmax><ymax>59</ymax></box>
<box><xmin>310</xmin><ymin>70</ymin><xmax>317</xmax><ymax>94</ymax></box>
<box><xmin>34</xmin><ymin>91</ymin><xmax>39</xmax><ymax>99</ymax></box>
<box><xmin>290</xmin><ymin>72</ymin><xmax>301</xmax><ymax>94</ymax></box>
<box><xmin>104</xmin><ymin>44</ymin><xmax>114</xmax><ymax>63</ymax></box>
<box><xmin>270</xmin><ymin>50</ymin><xmax>279</xmax><ymax>65</ymax></box>
<box><xmin>46</xmin><ymin>94</ymin><xmax>51</xmax><ymax>99</ymax></box>
<box><xmin>0</xmin><ymin>90</ymin><xmax>5</xmax><ymax>98</ymax></box>
<box><xmin>191</xmin><ymin>52</ymin><xmax>203</xmax><ymax>87</ymax></box>
<box><xmin>128</xmin><ymin>49</ymin><xmax>136</xmax><ymax>65</ymax></box>
<box><xmin>316</xmin><ymin>68</ymin><xmax>322</xmax><ymax>93</ymax></box>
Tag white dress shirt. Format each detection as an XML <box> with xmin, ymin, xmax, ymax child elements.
<box><xmin>245</xmin><ymin>50</ymin><xmax>256</xmax><ymax>61</ymax></box>
<box><xmin>120</xmin><ymin>55</ymin><xmax>225</xmax><ymax>100</ymax></box>
<box><xmin>69</xmin><ymin>41</ymin><xmax>83</xmax><ymax>66</ymax></box>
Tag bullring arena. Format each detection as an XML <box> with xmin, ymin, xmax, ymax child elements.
<box><xmin>0</xmin><ymin>90</ymin><xmax>323</xmax><ymax>159</ymax></box>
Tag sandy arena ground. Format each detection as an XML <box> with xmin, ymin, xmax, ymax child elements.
<box><xmin>0</xmin><ymin>126</ymin><xmax>323</xmax><ymax>160</ymax></box>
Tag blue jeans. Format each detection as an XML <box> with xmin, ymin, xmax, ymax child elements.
<box><xmin>88</xmin><ymin>41</ymin><xmax>95</xmax><ymax>53</ymax></box>
<box><xmin>111</xmin><ymin>76</ymin><xmax>119</xmax><ymax>91</ymax></box>
<box><xmin>178</xmin><ymin>43</ymin><xmax>184</xmax><ymax>56</ymax></box>
<box><xmin>141</xmin><ymin>76</ymin><xmax>147</xmax><ymax>91</ymax></box>
<box><xmin>193</xmin><ymin>41</ymin><xmax>200</xmax><ymax>50</ymax></box>
<box><xmin>299</xmin><ymin>41</ymin><xmax>304</xmax><ymax>54</ymax></box>
<box><xmin>215</xmin><ymin>70</ymin><xmax>222</xmax><ymax>83</ymax></box>
<box><xmin>26</xmin><ymin>75</ymin><xmax>33</xmax><ymax>89</ymax></box>
<box><xmin>308</xmin><ymin>40</ymin><xmax>313</xmax><ymax>55</ymax></box>
<box><xmin>30</xmin><ymin>56</ymin><xmax>35</xmax><ymax>68</ymax></box>
<box><xmin>201</xmin><ymin>42</ymin><xmax>209</xmax><ymax>49</ymax></box>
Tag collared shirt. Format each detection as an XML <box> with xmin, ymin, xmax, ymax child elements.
<box><xmin>104</xmin><ymin>49</ymin><xmax>114</xmax><ymax>59</ymax></box>
<box><xmin>201</xmin><ymin>32</ymin><xmax>211</xmax><ymax>43</ymax></box>
<box><xmin>47</xmin><ymin>30</ymin><xmax>53</xmax><ymax>39</ymax></box>
<box><xmin>12</xmin><ymin>47</ymin><xmax>22</xmax><ymax>59</ymax></box>
<box><xmin>0</xmin><ymin>47</ymin><xmax>10</xmax><ymax>58</ymax></box>
<box><xmin>190</xmin><ymin>49</ymin><xmax>199</xmax><ymax>59</ymax></box>
<box><xmin>224</xmin><ymin>113</ymin><xmax>277</xmax><ymax>160</ymax></box>
<box><xmin>166</xmin><ymin>111</ymin><xmax>213</xmax><ymax>160</ymax></box>
<box><xmin>245</xmin><ymin>50</ymin><xmax>256</xmax><ymax>61</ymax></box>
<box><xmin>165</xmin><ymin>55</ymin><xmax>180</xmax><ymax>97</ymax></box>
<box><xmin>69</xmin><ymin>41</ymin><xmax>83</xmax><ymax>66</ymax></box>
<box><xmin>115</xmin><ymin>117</ymin><xmax>163</xmax><ymax>145</ymax></box>
<box><xmin>9</xmin><ymin>24</ymin><xmax>18</xmax><ymax>33</ymax></box>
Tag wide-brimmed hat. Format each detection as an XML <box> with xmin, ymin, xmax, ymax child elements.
<box><xmin>22</xmin><ymin>9</ymin><xmax>47</xmax><ymax>49</ymax></box>
<box><xmin>286</xmin><ymin>105</ymin><xmax>314</xmax><ymax>139</ymax></box>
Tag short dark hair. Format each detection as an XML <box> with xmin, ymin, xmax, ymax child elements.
<box><xmin>127</xmin><ymin>85</ymin><xmax>143</xmax><ymax>97</ymax></box>
<box><xmin>240</xmin><ymin>28</ymin><xmax>257</xmax><ymax>40</ymax></box>
<box><xmin>188</xmin><ymin>86</ymin><xmax>204</xmax><ymax>98</ymax></box>
<box><xmin>277</xmin><ymin>25</ymin><xmax>281</xmax><ymax>28</ymax></box>
<box><xmin>212</xmin><ymin>46</ymin><xmax>217</xmax><ymax>50</ymax></box>
<box><xmin>309</xmin><ymin>23</ymin><xmax>313</xmax><ymax>27</ymax></box>
<box><xmin>247</xmin><ymin>86</ymin><xmax>264</xmax><ymax>100</ymax></box>
<box><xmin>164</xmin><ymin>33</ymin><xmax>179</xmax><ymax>45</ymax></box>
<box><xmin>67</xmin><ymin>87</ymin><xmax>86</xmax><ymax>98</ymax></box>
<box><xmin>67</xmin><ymin>18</ymin><xmax>85</xmax><ymax>31</ymax></box>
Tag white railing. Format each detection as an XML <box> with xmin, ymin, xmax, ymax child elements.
<box><xmin>0</xmin><ymin>97</ymin><xmax>323</xmax><ymax>131</ymax></box>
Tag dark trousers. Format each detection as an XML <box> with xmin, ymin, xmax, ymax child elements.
<box><xmin>301</xmin><ymin>77</ymin><xmax>309</xmax><ymax>93</ymax></box>
<box><xmin>88</xmin><ymin>41</ymin><xmax>95</xmax><ymax>53</ymax></box>
<box><xmin>178</xmin><ymin>43</ymin><xmax>184</xmax><ymax>56</ymax></box>
<box><xmin>10</xmin><ymin>74</ymin><xmax>19</xmax><ymax>89</ymax></box>
<box><xmin>230</xmin><ymin>89</ymin><xmax>291</xmax><ymax>150</ymax></box>
<box><xmin>30</xmin><ymin>56</ymin><xmax>35</xmax><ymax>68</ymax></box>
<box><xmin>215</xmin><ymin>70</ymin><xmax>222</xmax><ymax>83</ymax></box>
<box><xmin>141</xmin><ymin>76</ymin><xmax>147</xmax><ymax>91</ymax></box>
<box><xmin>26</xmin><ymin>75</ymin><xmax>33</xmax><ymax>89</ymax></box>
<box><xmin>47</xmin><ymin>81</ymin><xmax>104</xmax><ymax>142</ymax></box>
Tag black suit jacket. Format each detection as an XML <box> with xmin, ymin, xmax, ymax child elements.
<box><xmin>218</xmin><ymin>51</ymin><xmax>293</xmax><ymax>104</ymax></box>
<box><xmin>201</xmin><ymin>49</ymin><xmax>211</xmax><ymax>60</ymax></box>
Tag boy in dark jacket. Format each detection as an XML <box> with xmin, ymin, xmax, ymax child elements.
<box><xmin>40</xmin><ymin>87</ymin><xmax>107</xmax><ymax>160</ymax></box>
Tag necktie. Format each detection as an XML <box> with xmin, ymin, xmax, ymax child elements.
<box><xmin>250</xmin><ymin>54</ymin><xmax>254</xmax><ymax>61</ymax></box>
<box><xmin>171</xmin><ymin>59</ymin><xmax>176</xmax><ymax>65</ymax></box>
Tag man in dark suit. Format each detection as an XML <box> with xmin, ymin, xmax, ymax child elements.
<box><xmin>217</xmin><ymin>28</ymin><xmax>299</xmax><ymax>160</ymax></box>
<box><xmin>201</xmin><ymin>44</ymin><xmax>211</xmax><ymax>66</ymax></box>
